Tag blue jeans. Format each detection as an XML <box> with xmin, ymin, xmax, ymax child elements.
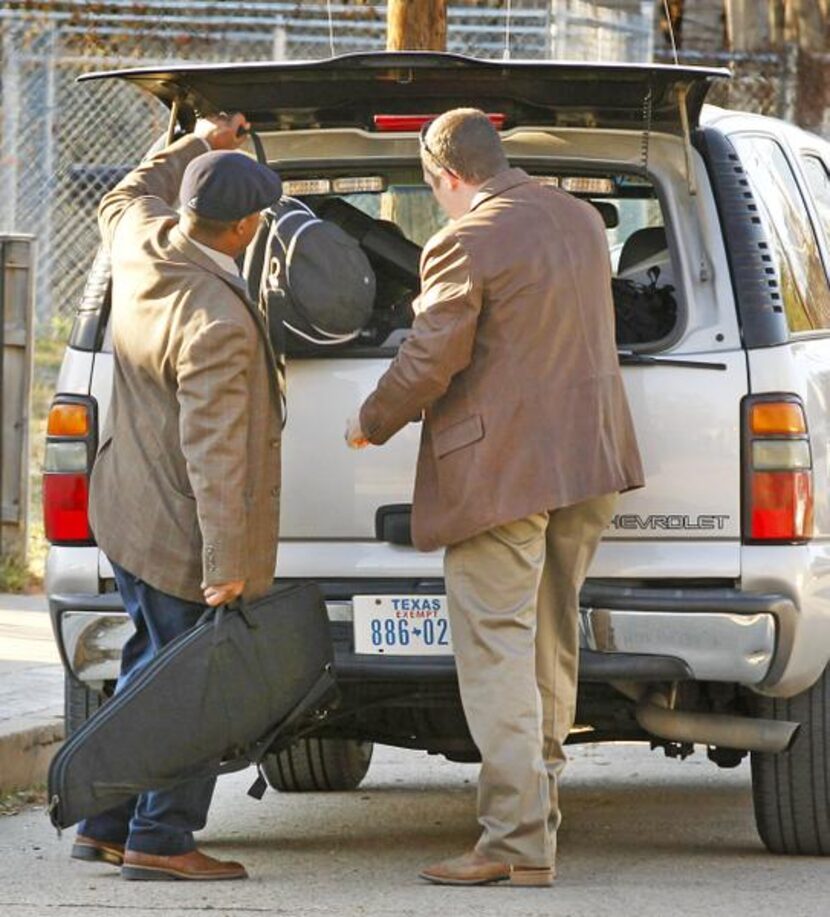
<box><xmin>77</xmin><ymin>562</ymin><xmax>216</xmax><ymax>855</ymax></box>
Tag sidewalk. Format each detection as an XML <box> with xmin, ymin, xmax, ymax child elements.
<box><xmin>0</xmin><ymin>593</ymin><xmax>64</xmax><ymax>793</ymax></box>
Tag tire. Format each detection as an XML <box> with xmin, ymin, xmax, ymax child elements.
<box><xmin>262</xmin><ymin>738</ymin><xmax>373</xmax><ymax>792</ymax></box>
<box><xmin>64</xmin><ymin>674</ymin><xmax>106</xmax><ymax>736</ymax></box>
<box><xmin>751</xmin><ymin>666</ymin><xmax>830</xmax><ymax>855</ymax></box>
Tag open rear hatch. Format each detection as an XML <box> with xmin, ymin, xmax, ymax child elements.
<box><xmin>78</xmin><ymin>51</ymin><xmax>728</xmax><ymax>138</ymax></box>
<box><xmin>81</xmin><ymin>53</ymin><xmax>742</xmax><ymax>578</ymax></box>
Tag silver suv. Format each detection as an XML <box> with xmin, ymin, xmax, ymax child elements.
<box><xmin>44</xmin><ymin>53</ymin><xmax>830</xmax><ymax>856</ymax></box>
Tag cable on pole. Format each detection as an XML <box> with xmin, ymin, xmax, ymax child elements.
<box><xmin>662</xmin><ymin>0</ymin><xmax>680</xmax><ymax>66</ymax></box>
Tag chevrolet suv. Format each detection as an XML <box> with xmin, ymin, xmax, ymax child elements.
<box><xmin>44</xmin><ymin>53</ymin><xmax>830</xmax><ymax>856</ymax></box>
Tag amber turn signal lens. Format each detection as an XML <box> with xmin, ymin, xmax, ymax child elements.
<box><xmin>47</xmin><ymin>403</ymin><xmax>90</xmax><ymax>437</ymax></box>
<box><xmin>749</xmin><ymin>402</ymin><xmax>806</xmax><ymax>435</ymax></box>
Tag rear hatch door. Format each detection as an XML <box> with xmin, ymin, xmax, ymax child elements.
<box><xmin>83</xmin><ymin>54</ymin><xmax>742</xmax><ymax>578</ymax></box>
<box><xmin>78</xmin><ymin>51</ymin><xmax>727</xmax><ymax>136</ymax></box>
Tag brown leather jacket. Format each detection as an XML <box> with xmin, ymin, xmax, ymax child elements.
<box><xmin>360</xmin><ymin>168</ymin><xmax>644</xmax><ymax>552</ymax></box>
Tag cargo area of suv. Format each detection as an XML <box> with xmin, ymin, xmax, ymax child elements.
<box><xmin>44</xmin><ymin>53</ymin><xmax>830</xmax><ymax>855</ymax></box>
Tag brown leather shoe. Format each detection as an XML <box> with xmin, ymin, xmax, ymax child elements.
<box><xmin>121</xmin><ymin>848</ymin><xmax>248</xmax><ymax>881</ymax></box>
<box><xmin>419</xmin><ymin>850</ymin><xmax>554</xmax><ymax>887</ymax></box>
<box><xmin>71</xmin><ymin>835</ymin><xmax>126</xmax><ymax>867</ymax></box>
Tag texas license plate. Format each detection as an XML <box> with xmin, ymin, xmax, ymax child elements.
<box><xmin>353</xmin><ymin>595</ymin><xmax>453</xmax><ymax>656</ymax></box>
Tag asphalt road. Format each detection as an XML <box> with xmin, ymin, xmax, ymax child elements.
<box><xmin>0</xmin><ymin>742</ymin><xmax>826</xmax><ymax>917</ymax></box>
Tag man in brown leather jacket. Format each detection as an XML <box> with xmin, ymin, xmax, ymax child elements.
<box><xmin>347</xmin><ymin>108</ymin><xmax>643</xmax><ymax>887</ymax></box>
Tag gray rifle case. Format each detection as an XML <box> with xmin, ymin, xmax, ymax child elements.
<box><xmin>47</xmin><ymin>581</ymin><xmax>338</xmax><ymax>831</ymax></box>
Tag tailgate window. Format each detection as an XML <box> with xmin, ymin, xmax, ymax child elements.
<box><xmin>605</xmin><ymin>179</ymin><xmax>677</xmax><ymax>348</ymax></box>
<box><xmin>249</xmin><ymin>169</ymin><xmax>680</xmax><ymax>357</ymax></box>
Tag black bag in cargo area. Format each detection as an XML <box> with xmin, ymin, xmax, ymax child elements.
<box><xmin>47</xmin><ymin>581</ymin><xmax>338</xmax><ymax>831</ymax></box>
<box><xmin>256</xmin><ymin>196</ymin><xmax>376</xmax><ymax>349</ymax></box>
<box><xmin>612</xmin><ymin>267</ymin><xmax>678</xmax><ymax>345</ymax></box>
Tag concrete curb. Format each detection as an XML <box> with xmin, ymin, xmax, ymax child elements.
<box><xmin>0</xmin><ymin>720</ymin><xmax>65</xmax><ymax>795</ymax></box>
<box><xmin>1</xmin><ymin>593</ymin><xmax>65</xmax><ymax>795</ymax></box>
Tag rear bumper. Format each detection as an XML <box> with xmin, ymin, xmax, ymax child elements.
<box><xmin>581</xmin><ymin>583</ymin><xmax>796</xmax><ymax>688</ymax></box>
<box><xmin>49</xmin><ymin>582</ymin><xmax>795</xmax><ymax>690</ymax></box>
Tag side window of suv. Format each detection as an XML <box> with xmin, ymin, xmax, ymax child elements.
<box><xmin>801</xmin><ymin>154</ymin><xmax>830</xmax><ymax>251</ymax></box>
<box><xmin>732</xmin><ymin>135</ymin><xmax>830</xmax><ymax>334</ymax></box>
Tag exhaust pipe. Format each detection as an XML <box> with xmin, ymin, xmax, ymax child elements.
<box><xmin>635</xmin><ymin>690</ymin><xmax>799</xmax><ymax>754</ymax></box>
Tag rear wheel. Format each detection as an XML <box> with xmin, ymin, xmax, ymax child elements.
<box><xmin>64</xmin><ymin>675</ymin><xmax>106</xmax><ymax>736</ymax></box>
<box><xmin>751</xmin><ymin>666</ymin><xmax>830</xmax><ymax>855</ymax></box>
<box><xmin>262</xmin><ymin>738</ymin><xmax>373</xmax><ymax>792</ymax></box>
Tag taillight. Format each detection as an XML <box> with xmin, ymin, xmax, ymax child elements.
<box><xmin>43</xmin><ymin>395</ymin><xmax>97</xmax><ymax>545</ymax></box>
<box><xmin>742</xmin><ymin>395</ymin><xmax>813</xmax><ymax>543</ymax></box>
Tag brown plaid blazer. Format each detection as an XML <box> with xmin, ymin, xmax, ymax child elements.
<box><xmin>360</xmin><ymin>168</ymin><xmax>644</xmax><ymax>552</ymax></box>
<box><xmin>88</xmin><ymin>135</ymin><xmax>282</xmax><ymax>602</ymax></box>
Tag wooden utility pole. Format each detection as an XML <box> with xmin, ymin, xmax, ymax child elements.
<box><xmin>781</xmin><ymin>0</ymin><xmax>828</xmax><ymax>51</ymax></box>
<box><xmin>659</xmin><ymin>0</ymin><xmax>685</xmax><ymax>50</ymax></box>
<box><xmin>383</xmin><ymin>1</ymin><xmax>447</xmax><ymax>241</ymax></box>
<box><xmin>671</xmin><ymin>0</ymin><xmax>727</xmax><ymax>51</ymax></box>
<box><xmin>724</xmin><ymin>0</ymin><xmax>770</xmax><ymax>50</ymax></box>
<box><xmin>386</xmin><ymin>0</ymin><xmax>447</xmax><ymax>51</ymax></box>
<box><xmin>726</xmin><ymin>1</ymin><xmax>828</xmax><ymax>51</ymax></box>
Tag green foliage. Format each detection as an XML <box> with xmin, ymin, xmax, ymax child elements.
<box><xmin>0</xmin><ymin>785</ymin><xmax>47</xmax><ymax>817</ymax></box>
<box><xmin>0</xmin><ymin>553</ymin><xmax>31</xmax><ymax>594</ymax></box>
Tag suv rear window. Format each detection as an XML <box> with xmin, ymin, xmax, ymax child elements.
<box><xmin>253</xmin><ymin>169</ymin><xmax>678</xmax><ymax>358</ymax></box>
<box><xmin>89</xmin><ymin>168</ymin><xmax>677</xmax><ymax>356</ymax></box>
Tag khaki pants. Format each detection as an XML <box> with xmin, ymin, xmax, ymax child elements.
<box><xmin>444</xmin><ymin>493</ymin><xmax>617</xmax><ymax>867</ymax></box>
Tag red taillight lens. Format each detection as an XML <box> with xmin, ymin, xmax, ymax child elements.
<box><xmin>42</xmin><ymin>396</ymin><xmax>97</xmax><ymax>546</ymax></box>
<box><xmin>43</xmin><ymin>474</ymin><xmax>93</xmax><ymax>543</ymax></box>
<box><xmin>750</xmin><ymin>471</ymin><xmax>813</xmax><ymax>540</ymax></box>
<box><xmin>743</xmin><ymin>396</ymin><xmax>813</xmax><ymax>544</ymax></box>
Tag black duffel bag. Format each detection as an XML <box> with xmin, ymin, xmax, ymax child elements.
<box><xmin>47</xmin><ymin>581</ymin><xmax>338</xmax><ymax>830</ymax></box>
<box><xmin>256</xmin><ymin>196</ymin><xmax>376</xmax><ymax>350</ymax></box>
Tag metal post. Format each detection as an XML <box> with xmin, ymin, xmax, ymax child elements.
<box><xmin>0</xmin><ymin>239</ymin><xmax>6</xmax><ymax>555</ymax></box>
<box><xmin>1</xmin><ymin>26</ymin><xmax>20</xmax><ymax>233</ymax></box>
<box><xmin>780</xmin><ymin>43</ymin><xmax>799</xmax><ymax>125</ymax></box>
<box><xmin>553</xmin><ymin>0</ymin><xmax>570</xmax><ymax>61</ymax></box>
<box><xmin>39</xmin><ymin>27</ymin><xmax>56</xmax><ymax>323</ymax></box>
<box><xmin>0</xmin><ymin>236</ymin><xmax>35</xmax><ymax>562</ymax></box>
<box><xmin>272</xmin><ymin>17</ymin><xmax>287</xmax><ymax>60</ymax></box>
<box><xmin>641</xmin><ymin>0</ymin><xmax>655</xmax><ymax>63</ymax></box>
<box><xmin>544</xmin><ymin>3</ymin><xmax>552</xmax><ymax>58</ymax></box>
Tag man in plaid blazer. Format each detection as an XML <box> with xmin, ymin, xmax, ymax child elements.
<box><xmin>72</xmin><ymin>113</ymin><xmax>283</xmax><ymax>882</ymax></box>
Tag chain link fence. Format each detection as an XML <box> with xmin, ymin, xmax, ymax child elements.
<box><xmin>658</xmin><ymin>47</ymin><xmax>795</xmax><ymax>124</ymax></box>
<box><xmin>653</xmin><ymin>44</ymin><xmax>830</xmax><ymax>147</ymax></box>
<box><xmin>0</xmin><ymin>1</ymin><xmax>657</xmax><ymax>324</ymax></box>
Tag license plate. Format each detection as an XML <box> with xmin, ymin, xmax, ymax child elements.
<box><xmin>353</xmin><ymin>595</ymin><xmax>453</xmax><ymax>656</ymax></box>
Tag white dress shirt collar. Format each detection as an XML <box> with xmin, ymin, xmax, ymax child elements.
<box><xmin>182</xmin><ymin>232</ymin><xmax>240</xmax><ymax>277</ymax></box>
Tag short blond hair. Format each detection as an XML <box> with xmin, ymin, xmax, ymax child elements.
<box><xmin>422</xmin><ymin>108</ymin><xmax>509</xmax><ymax>184</ymax></box>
